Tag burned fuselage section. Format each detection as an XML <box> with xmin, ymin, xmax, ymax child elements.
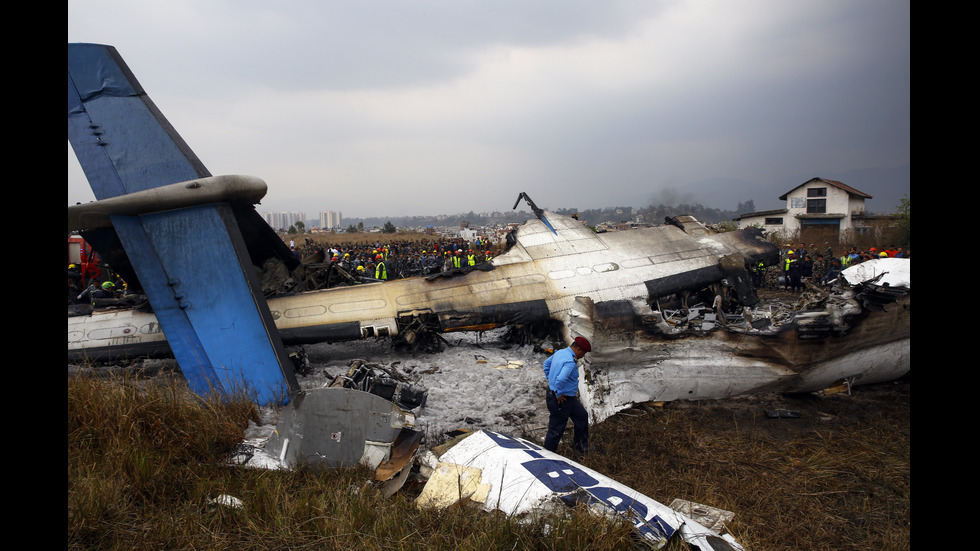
<box><xmin>573</xmin><ymin>257</ymin><xmax>910</xmax><ymax>423</ymax></box>
<box><xmin>264</xmin><ymin>211</ymin><xmax>779</xmax><ymax>350</ymax></box>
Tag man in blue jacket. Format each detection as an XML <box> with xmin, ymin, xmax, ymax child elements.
<box><xmin>542</xmin><ymin>336</ymin><xmax>592</xmax><ymax>453</ymax></box>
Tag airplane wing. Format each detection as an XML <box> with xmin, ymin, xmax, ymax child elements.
<box><xmin>68</xmin><ymin>43</ymin><xmax>297</xmax><ymax>404</ymax></box>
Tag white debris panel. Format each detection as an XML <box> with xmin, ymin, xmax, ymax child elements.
<box><xmin>842</xmin><ymin>257</ymin><xmax>910</xmax><ymax>288</ymax></box>
<box><xmin>418</xmin><ymin>429</ymin><xmax>744</xmax><ymax>550</ymax></box>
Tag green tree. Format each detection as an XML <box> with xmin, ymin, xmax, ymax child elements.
<box><xmin>897</xmin><ymin>194</ymin><xmax>910</xmax><ymax>247</ymax></box>
<box><xmin>346</xmin><ymin>224</ymin><xmax>358</xmax><ymax>233</ymax></box>
<box><xmin>295</xmin><ymin>221</ymin><xmax>305</xmax><ymax>233</ymax></box>
<box><xmin>288</xmin><ymin>224</ymin><xmax>297</xmax><ymax>234</ymax></box>
<box><xmin>358</xmin><ymin>221</ymin><xmax>364</xmax><ymax>232</ymax></box>
<box><xmin>382</xmin><ymin>221</ymin><xmax>396</xmax><ymax>234</ymax></box>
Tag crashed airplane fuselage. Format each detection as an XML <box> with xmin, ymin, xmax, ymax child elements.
<box><xmin>69</xmin><ymin>208</ymin><xmax>909</xmax><ymax>423</ymax></box>
<box><xmin>69</xmin><ymin>208</ymin><xmax>775</xmax><ymax>360</ymax></box>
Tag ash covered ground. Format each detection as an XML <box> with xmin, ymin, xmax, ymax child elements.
<box><xmin>236</xmin><ymin>329</ymin><xmax>554</xmax><ymax>469</ymax></box>
<box><xmin>293</xmin><ymin>328</ymin><xmax>553</xmax><ymax>445</ymax></box>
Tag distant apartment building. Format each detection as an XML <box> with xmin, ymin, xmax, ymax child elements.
<box><xmin>319</xmin><ymin>210</ymin><xmax>342</xmax><ymax>230</ymax></box>
<box><xmin>263</xmin><ymin>211</ymin><xmax>305</xmax><ymax>231</ymax></box>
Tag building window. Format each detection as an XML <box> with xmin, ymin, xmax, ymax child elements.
<box><xmin>765</xmin><ymin>218</ymin><xmax>783</xmax><ymax>225</ymax></box>
<box><xmin>807</xmin><ymin>199</ymin><xmax>826</xmax><ymax>214</ymax></box>
<box><xmin>807</xmin><ymin>187</ymin><xmax>827</xmax><ymax>197</ymax></box>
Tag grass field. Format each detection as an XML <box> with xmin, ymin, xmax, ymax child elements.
<box><xmin>67</xmin><ymin>371</ymin><xmax>909</xmax><ymax>550</ymax></box>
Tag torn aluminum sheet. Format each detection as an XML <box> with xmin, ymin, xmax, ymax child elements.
<box><xmin>416</xmin><ymin>429</ymin><xmax>744</xmax><ymax>550</ymax></box>
<box><xmin>264</xmin><ymin>387</ymin><xmax>422</xmax><ymax>494</ymax></box>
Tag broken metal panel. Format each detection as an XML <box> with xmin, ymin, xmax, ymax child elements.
<box><xmin>68</xmin><ymin>307</ymin><xmax>167</xmax><ymax>361</ymax></box>
<box><xmin>417</xmin><ymin>430</ymin><xmax>744</xmax><ymax>550</ymax></box>
<box><xmin>841</xmin><ymin>257</ymin><xmax>910</xmax><ymax>288</ymax></box>
<box><xmin>265</xmin><ymin>387</ymin><xmax>420</xmax><ymax>469</ymax></box>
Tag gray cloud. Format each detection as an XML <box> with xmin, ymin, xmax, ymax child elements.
<box><xmin>69</xmin><ymin>0</ymin><xmax>909</xmax><ymax>218</ymax></box>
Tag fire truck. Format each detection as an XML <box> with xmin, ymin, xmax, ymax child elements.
<box><xmin>68</xmin><ymin>234</ymin><xmax>103</xmax><ymax>287</ymax></box>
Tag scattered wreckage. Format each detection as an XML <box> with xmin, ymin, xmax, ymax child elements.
<box><xmin>576</xmin><ymin>256</ymin><xmax>910</xmax><ymax>423</ymax></box>
<box><xmin>264</xmin><ymin>360</ymin><xmax>428</xmax><ymax>497</ymax></box>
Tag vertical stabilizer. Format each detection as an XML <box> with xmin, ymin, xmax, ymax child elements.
<box><xmin>68</xmin><ymin>44</ymin><xmax>297</xmax><ymax>404</ymax></box>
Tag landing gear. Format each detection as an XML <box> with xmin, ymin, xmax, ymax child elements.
<box><xmin>393</xmin><ymin>313</ymin><xmax>450</xmax><ymax>354</ymax></box>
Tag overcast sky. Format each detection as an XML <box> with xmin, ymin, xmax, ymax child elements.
<box><xmin>68</xmin><ymin>1</ymin><xmax>910</xmax><ymax>219</ymax></box>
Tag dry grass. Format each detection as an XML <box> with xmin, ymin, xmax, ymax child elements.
<box><xmin>67</xmin><ymin>373</ymin><xmax>634</xmax><ymax>550</ymax></box>
<box><xmin>68</xmin><ymin>371</ymin><xmax>908</xmax><ymax>550</ymax></box>
<box><xmin>569</xmin><ymin>383</ymin><xmax>911</xmax><ymax>551</ymax></box>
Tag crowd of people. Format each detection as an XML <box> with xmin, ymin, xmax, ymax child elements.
<box><xmin>755</xmin><ymin>242</ymin><xmax>910</xmax><ymax>293</ymax></box>
<box><xmin>70</xmin><ymin>232</ymin><xmax>910</xmax><ymax>306</ymax></box>
<box><xmin>288</xmin><ymin>235</ymin><xmax>501</xmax><ymax>282</ymax></box>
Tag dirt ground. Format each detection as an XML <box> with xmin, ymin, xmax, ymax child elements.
<box><xmin>661</xmin><ymin>377</ymin><xmax>910</xmax><ymax>442</ymax></box>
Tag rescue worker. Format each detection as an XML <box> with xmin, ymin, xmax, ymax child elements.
<box><xmin>750</xmin><ymin>260</ymin><xmax>765</xmax><ymax>288</ymax></box>
<box><xmin>783</xmin><ymin>250</ymin><xmax>796</xmax><ymax>290</ymax></box>
<box><xmin>68</xmin><ymin>264</ymin><xmax>83</xmax><ymax>305</ymax></box>
<box><xmin>823</xmin><ymin>258</ymin><xmax>842</xmax><ymax>285</ymax></box>
<box><xmin>542</xmin><ymin>336</ymin><xmax>592</xmax><ymax>454</ymax></box>
<box><xmin>78</xmin><ymin>281</ymin><xmax>117</xmax><ymax>304</ymax></box>
<box><xmin>374</xmin><ymin>254</ymin><xmax>387</xmax><ymax>280</ymax></box>
<box><xmin>452</xmin><ymin>250</ymin><xmax>464</xmax><ymax>269</ymax></box>
<box><xmin>95</xmin><ymin>281</ymin><xmax>118</xmax><ymax>299</ymax></box>
<box><xmin>787</xmin><ymin>252</ymin><xmax>803</xmax><ymax>292</ymax></box>
<box><xmin>467</xmin><ymin>250</ymin><xmax>476</xmax><ymax>267</ymax></box>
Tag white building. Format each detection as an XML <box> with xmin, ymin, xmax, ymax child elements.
<box><xmin>736</xmin><ymin>177</ymin><xmax>873</xmax><ymax>241</ymax></box>
<box><xmin>319</xmin><ymin>210</ymin><xmax>342</xmax><ymax>230</ymax></box>
<box><xmin>263</xmin><ymin>211</ymin><xmax>306</xmax><ymax>231</ymax></box>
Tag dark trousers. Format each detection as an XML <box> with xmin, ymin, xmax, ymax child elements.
<box><xmin>544</xmin><ymin>390</ymin><xmax>589</xmax><ymax>453</ymax></box>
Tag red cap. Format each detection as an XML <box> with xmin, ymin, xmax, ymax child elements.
<box><xmin>573</xmin><ymin>336</ymin><xmax>592</xmax><ymax>353</ymax></box>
